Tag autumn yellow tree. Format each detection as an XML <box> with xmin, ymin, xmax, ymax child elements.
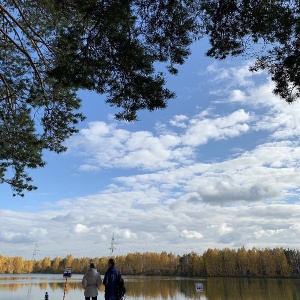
<box><xmin>12</xmin><ymin>257</ymin><xmax>24</xmax><ymax>273</ymax></box>
<box><xmin>51</xmin><ymin>257</ymin><xmax>62</xmax><ymax>273</ymax></box>
<box><xmin>203</xmin><ymin>248</ymin><xmax>223</xmax><ymax>276</ymax></box>
<box><xmin>41</xmin><ymin>257</ymin><xmax>51</xmax><ymax>273</ymax></box>
<box><xmin>222</xmin><ymin>248</ymin><xmax>237</xmax><ymax>276</ymax></box>
<box><xmin>0</xmin><ymin>255</ymin><xmax>6</xmax><ymax>273</ymax></box>
<box><xmin>272</xmin><ymin>248</ymin><xmax>291</xmax><ymax>277</ymax></box>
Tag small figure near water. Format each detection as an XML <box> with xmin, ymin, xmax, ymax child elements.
<box><xmin>44</xmin><ymin>291</ymin><xmax>49</xmax><ymax>300</ymax></box>
<box><xmin>82</xmin><ymin>262</ymin><xmax>102</xmax><ymax>300</ymax></box>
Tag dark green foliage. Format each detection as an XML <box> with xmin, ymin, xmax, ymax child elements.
<box><xmin>0</xmin><ymin>0</ymin><xmax>202</xmax><ymax>195</ymax></box>
<box><xmin>49</xmin><ymin>0</ymin><xmax>201</xmax><ymax>120</ymax></box>
<box><xmin>201</xmin><ymin>0</ymin><xmax>300</xmax><ymax>101</ymax></box>
<box><xmin>0</xmin><ymin>0</ymin><xmax>86</xmax><ymax>195</ymax></box>
<box><xmin>0</xmin><ymin>1</ymin><xmax>299</xmax><ymax>195</ymax></box>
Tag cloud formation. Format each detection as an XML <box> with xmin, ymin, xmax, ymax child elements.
<box><xmin>1</xmin><ymin>62</ymin><xmax>300</xmax><ymax>259</ymax></box>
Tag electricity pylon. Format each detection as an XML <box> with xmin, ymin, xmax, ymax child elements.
<box><xmin>108</xmin><ymin>233</ymin><xmax>116</xmax><ymax>256</ymax></box>
<box><xmin>27</xmin><ymin>243</ymin><xmax>39</xmax><ymax>300</ymax></box>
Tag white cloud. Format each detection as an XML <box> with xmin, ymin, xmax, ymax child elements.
<box><xmin>253</xmin><ymin>229</ymin><xmax>286</xmax><ymax>238</ymax></box>
<box><xmin>2</xmin><ymin>62</ymin><xmax>300</xmax><ymax>259</ymax></box>
<box><xmin>166</xmin><ymin>224</ymin><xmax>177</xmax><ymax>230</ymax></box>
<box><xmin>181</xmin><ymin>109</ymin><xmax>250</xmax><ymax>146</ymax></box>
<box><xmin>170</xmin><ymin>115</ymin><xmax>189</xmax><ymax>128</ymax></box>
<box><xmin>79</xmin><ymin>164</ymin><xmax>101</xmax><ymax>171</ymax></box>
<box><xmin>206</xmin><ymin>61</ymin><xmax>263</xmax><ymax>87</ymax></box>
<box><xmin>180</xmin><ymin>230</ymin><xmax>203</xmax><ymax>239</ymax></box>
<box><xmin>67</xmin><ymin>108</ymin><xmax>251</xmax><ymax>171</ymax></box>
<box><xmin>0</xmin><ymin>227</ymin><xmax>48</xmax><ymax>243</ymax></box>
<box><xmin>116</xmin><ymin>229</ymin><xmax>137</xmax><ymax>240</ymax></box>
<box><xmin>219</xmin><ymin>224</ymin><xmax>233</xmax><ymax>235</ymax></box>
<box><xmin>74</xmin><ymin>224</ymin><xmax>89</xmax><ymax>233</ymax></box>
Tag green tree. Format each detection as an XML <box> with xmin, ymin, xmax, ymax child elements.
<box><xmin>0</xmin><ymin>0</ymin><xmax>201</xmax><ymax>195</ymax></box>
<box><xmin>1</xmin><ymin>1</ymin><xmax>300</xmax><ymax>195</ymax></box>
<box><xmin>201</xmin><ymin>0</ymin><xmax>300</xmax><ymax>102</ymax></box>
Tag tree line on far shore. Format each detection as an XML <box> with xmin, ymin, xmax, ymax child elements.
<box><xmin>1</xmin><ymin>247</ymin><xmax>300</xmax><ymax>278</ymax></box>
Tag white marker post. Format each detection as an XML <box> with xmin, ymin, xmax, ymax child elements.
<box><xmin>195</xmin><ymin>283</ymin><xmax>203</xmax><ymax>293</ymax></box>
<box><xmin>62</xmin><ymin>267</ymin><xmax>72</xmax><ymax>300</ymax></box>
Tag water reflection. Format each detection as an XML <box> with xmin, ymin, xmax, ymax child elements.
<box><xmin>0</xmin><ymin>274</ymin><xmax>300</xmax><ymax>300</ymax></box>
<box><xmin>125</xmin><ymin>277</ymin><xmax>300</xmax><ymax>300</ymax></box>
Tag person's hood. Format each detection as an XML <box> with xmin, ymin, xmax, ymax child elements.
<box><xmin>85</xmin><ymin>268</ymin><xmax>98</xmax><ymax>279</ymax></box>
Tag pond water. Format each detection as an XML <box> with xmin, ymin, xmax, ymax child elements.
<box><xmin>0</xmin><ymin>274</ymin><xmax>300</xmax><ymax>300</ymax></box>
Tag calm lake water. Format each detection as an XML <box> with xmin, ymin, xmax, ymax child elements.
<box><xmin>1</xmin><ymin>274</ymin><xmax>300</xmax><ymax>300</ymax></box>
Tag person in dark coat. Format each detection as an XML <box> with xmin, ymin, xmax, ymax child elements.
<box><xmin>103</xmin><ymin>258</ymin><xmax>119</xmax><ymax>300</ymax></box>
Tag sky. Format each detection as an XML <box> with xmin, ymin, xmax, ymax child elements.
<box><xmin>1</xmin><ymin>42</ymin><xmax>300</xmax><ymax>260</ymax></box>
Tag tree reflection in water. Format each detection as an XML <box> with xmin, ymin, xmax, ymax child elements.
<box><xmin>0</xmin><ymin>275</ymin><xmax>300</xmax><ymax>300</ymax></box>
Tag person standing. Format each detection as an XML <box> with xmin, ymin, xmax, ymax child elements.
<box><xmin>82</xmin><ymin>262</ymin><xmax>102</xmax><ymax>300</ymax></box>
<box><xmin>103</xmin><ymin>258</ymin><xmax>120</xmax><ymax>300</ymax></box>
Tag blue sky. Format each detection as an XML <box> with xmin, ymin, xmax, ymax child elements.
<box><xmin>1</xmin><ymin>41</ymin><xmax>300</xmax><ymax>260</ymax></box>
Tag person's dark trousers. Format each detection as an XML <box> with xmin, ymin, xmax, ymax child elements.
<box><xmin>85</xmin><ymin>297</ymin><xmax>97</xmax><ymax>300</ymax></box>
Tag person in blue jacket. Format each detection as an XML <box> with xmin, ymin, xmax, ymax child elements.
<box><xmin>103</xmin><ymin>258</ymin><xmax>119</xmax><ymax>300</ymax></box>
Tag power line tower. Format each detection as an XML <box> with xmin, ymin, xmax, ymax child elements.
<box><xmin>108</xmin><ymin>233</ymin><xmax>116</xmax><ymax>256</ymax></box>
<box><xmin>27</xmin><ymin>243</ymin><xmax>39</xmax><ymax>300</ymax></box>
<box><xmin>32</xmin><ymin>243</ymin><xmax>39</xmax><ymax>261</ymax></box>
